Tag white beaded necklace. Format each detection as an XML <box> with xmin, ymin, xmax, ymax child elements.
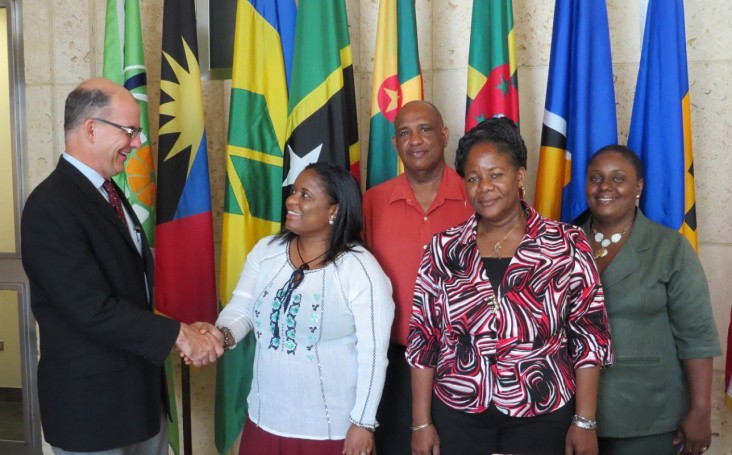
<box><xmin>591</xmin><ymin>223</ymin><xmax>632</xmax><ymax>259</ymax></box>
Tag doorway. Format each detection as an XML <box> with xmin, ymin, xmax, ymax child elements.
<box><xmin>0</xmin><ymin>1</ymin><xmax>41</xmax><ymax>454</ymax></box>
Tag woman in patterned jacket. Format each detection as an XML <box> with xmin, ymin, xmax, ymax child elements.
<box><xmin>407</xmin><ymin>117</ymin><xmax>613</xmax><ymax>455</ymax></box>
<box><xmin>214</xmin><ymin>162</ymin><xmax>394</xmax><ymax>455</ymax></box>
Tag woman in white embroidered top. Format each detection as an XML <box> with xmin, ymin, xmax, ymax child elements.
<box><xmin>214</xmin><ymin>162</ymin><xmax>394</xmax><ymax>455</ymax></box>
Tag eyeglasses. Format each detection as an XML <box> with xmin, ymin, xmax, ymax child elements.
<box><xmin>92</xmin><ymin>117</ymin><xmax>143</xmax><ymax>140</ymax></box>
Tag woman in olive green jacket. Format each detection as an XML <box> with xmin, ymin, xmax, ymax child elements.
<box><xmin>581</xmin><ymin>145</ymin><xmax>720</xmax><ymax>455</ymax></box>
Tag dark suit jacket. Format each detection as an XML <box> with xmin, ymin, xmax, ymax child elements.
<box><xmin>21</xmin><ymin>157</ymin><xmax>180</xmax><ymax>451</ymax></box>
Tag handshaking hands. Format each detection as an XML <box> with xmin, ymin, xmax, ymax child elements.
<box><xmin>174</xmin><ymin>322</ymin><xmax>225</xmax><ymax>367</ymax></box>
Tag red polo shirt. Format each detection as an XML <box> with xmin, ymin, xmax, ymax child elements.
<box><xmin>363</xmin><ymin>167</ymin><xmax>473</xmax><ymax>346</ymax></box>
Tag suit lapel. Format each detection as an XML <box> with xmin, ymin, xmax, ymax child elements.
<box><xmin>57</xmin><ymin>158</ymin><xmax>140</xmax><ymax>253</ymax></box>
<box><xmin>585</xmin><ymin>210</ymin><xmax>652</xmax><ymax>289</ymax></box>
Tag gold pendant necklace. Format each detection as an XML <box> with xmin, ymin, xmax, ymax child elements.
<box><xmin>591</xmin><ymin>223</ymin><xmax>631</xmax><ymax>259</ymax></box>
<box><xmin>480</xmin><ymin>212</ymin><xmax>524</xmax><ymax>258</ymax></box>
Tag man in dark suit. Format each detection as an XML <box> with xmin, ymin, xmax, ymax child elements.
<box><xmin>21</xmin><ymin>78</ymin><xmax>222</xmax><ymax>454</ymax></box>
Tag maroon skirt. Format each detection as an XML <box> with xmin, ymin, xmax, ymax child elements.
<box><xmin>239</xmin><ymin>417</ymin><xmax>344</xmax><ymax>455</ymax></box>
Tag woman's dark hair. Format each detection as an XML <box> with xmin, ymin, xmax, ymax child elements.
<box><xmin>454</xmin><ymin>116</ymin><xmax>527</xmax><ymax>177</ymax></box>
<box><xmin>588</xmin><ymin>144</ymin><xmax>644</xmax><ymax>180</ymax></box>
<box><xmin>275</xmin><ymin>162</ymin><xmax>363</xmax><ymax>263</ymax></box>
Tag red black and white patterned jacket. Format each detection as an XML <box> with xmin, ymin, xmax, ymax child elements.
<box><xmin>407</xmin><ymin>202</ymin><xmax>613</xmax><ymax>417</ymax></box>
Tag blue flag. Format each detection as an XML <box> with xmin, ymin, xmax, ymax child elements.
<box><xmin>534</xmin><ymin>0</ymin><xmax>617</xmax><ymax>223</ymax></box>
<box><xmin>628</xmin><ymin>0</ymin><xmax>697</xmax><ymax>250</ymax></box>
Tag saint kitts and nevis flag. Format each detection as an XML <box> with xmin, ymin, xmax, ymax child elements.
<box><xmin>214</xmin><ymin>1</ymin><xmax>296</xmax><ymax>453</ymax></box>
<box><xmin>366</xmin><ymin>0</ymin><xmax>423</xmax><ymax>189</ymax></box>
<box><xmin>103</xmin><ymin>0</ymin><xmax>156</xmax><ymax>242</ymax></box>
<box><xmin>154</xmin><ymin>0</ymin><xmax>217</xmax><ymax>327</ymax></box>
<box><xmin>534</xmin><ymin>0</ymin><xmax>617</xmax><ymax>223</ymax></box>
<box><xmin>465</xmin><ymin>0</ymin><xmax>519</xmax><ymax>131</ymax></box>
<box><xmin>282</xmin><ymin>0</ymin><xmax>359</xmax><ymax>200</ymax></box>
<box><xmin>103</xmin><ymin>2</ymin><xmax>182</xmax><ymax>453</ymax></box>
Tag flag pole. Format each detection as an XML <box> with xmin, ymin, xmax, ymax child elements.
<box><xmin>181</xmin><ymin>360</ymin><xmax>192</xmax><ymax>455</ymax></box>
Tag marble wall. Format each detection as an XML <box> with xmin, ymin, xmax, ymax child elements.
<box><xmin>18</xmin><ymin>0</ymin><xmax>731</xmax><ymax>453</ymax></box>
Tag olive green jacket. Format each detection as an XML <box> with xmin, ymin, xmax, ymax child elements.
<box><xmin>582</xmin><ymin>210</ymin><xmax>720</xmax><ymax>437</ymax></box>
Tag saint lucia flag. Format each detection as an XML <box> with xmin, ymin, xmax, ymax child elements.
<box><xmin>366</xmin><ymin>0</ymin><xmax>422</xmax><ymax>188</ymax></box>
<box><xmin>534</xmin><ymin>0</ymin><xmax>617</xmax><ymax>223</ymax></box>
<box><xmin>214</xmin><ymin>1</ymin><xmax>296</xmax><ymax>453</ymax></box>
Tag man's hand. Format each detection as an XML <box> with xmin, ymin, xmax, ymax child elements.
<box><xmin>175</xmin><ymin>322</ymin><xmax>224</xmax><ymax>367</ymax></box>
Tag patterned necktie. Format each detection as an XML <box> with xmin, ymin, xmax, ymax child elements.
<box><xmin>102</xmin><ymin>180</ymin><xmax>129</xmax><ymax>230</ymax></box>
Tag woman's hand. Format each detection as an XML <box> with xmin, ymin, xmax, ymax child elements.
<box><xmin>565</xmin><ymin>425</ymin><xmax>597</xmax><ymax>455</ymax></box>
<box><xmin>341</xmin><ymin>424</ymin><xmax>373</xmax><ymax>455</ymax></box>
<box><xmin>673</xmin><ymin>407</ymin><xmax>712</xmax><ymax>454</ymax></box>
<box><xmin>411</xmin><ymin>424</ymin><xmax>440</xmax><ymax>455</ymax></box>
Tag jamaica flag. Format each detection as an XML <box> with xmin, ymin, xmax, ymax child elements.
<box><xmin>282</xmin><ymin>0</ymin><xmax>359</xmax><ymax>198</ymax></box>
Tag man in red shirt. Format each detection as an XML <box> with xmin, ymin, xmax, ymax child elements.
<box><xmin>363</xmin><ymin>100</ymin><xmax>473</xmax><ymax>454</ymax></box>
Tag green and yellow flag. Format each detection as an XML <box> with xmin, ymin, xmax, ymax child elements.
<box><xmin>465</xmin><ymin>0</ymin><xmax>519</xmax><ymax>131</ymax></box>
<box><xmin>215</xmin><ymin>1</ymin><xmax>296</xmax><ymax>453</ymax></box>
<box><xmin>282</xmin><ymin>0</ymin><xmax>359</xmax><ymax>192</ymax></box>
<box><xmin>103</xmin><ymin>0</ymin><xmax>156</xmax><ymax>242</ymax></box>
<box><xmin>103</xmin><ymin>2</ymin><xmax>179</xmax><ymax>453</ymax></box>
<box><xmin>366</xmin><ymin>0</ymin><xmax>422</xmax><ymax>188</ymax></box>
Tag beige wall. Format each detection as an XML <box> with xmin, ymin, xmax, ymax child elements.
<box><xmin>20</xmin><ymin>1</ymin><xmax>732</xmax><ymax>453</ymax></box>
<box><xmin>0</xmin><ymin>290</ymin><xmax>21</xmax><ymax>388</ymax></box>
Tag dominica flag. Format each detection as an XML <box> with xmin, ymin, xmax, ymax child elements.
<box><xmin>214</xmin><ymin>1</ymin><xmax>296</xmax><ymax>453</ymax></box>
<box><xmin>534</xmin><ymin>0</ymin><xmax>617</xmax><ymax>223</ymax></box>
<box><xmin>366</xmin><ymin>0</ymin><xmax>422</xmax><ymax>188</ymax></box>
<box><xmin>465</xmin><ymin>0</ymin><xmax>519</xmax><ymax>131</ymax></box>
<box><xmin>282</xmin><ymin>0</ymin><xmax>358</xmax><ymax>196</ymax></box>
<box><xmin>628</xmin><ymin>0</ymin><xmax>698</xmax><ymax>250</ymax></box>
<box><xmin>154</xmin><ymin>0</ymin><xmax>217</xmax><ymax>325</ymax></box>
<box><xmin>103</xmin><ymin>0</ymin><xmax>156</xmax><ymax>242</ymax></box>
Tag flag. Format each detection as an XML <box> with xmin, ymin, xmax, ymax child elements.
<box><xmin>154</xmin><ymin>0</ymin><xmax>217</xmax><ymax>325</ymax></box>
<box><xmin>366</xmin><ymin>0</ymin><xmax>423</xmax><ymax>188</ymax></box>
<box><xmin>465</xmin><ymin>0</ymin><xmax>519</xmax><ymax>131</ymax></box>
<box><xmin>282</xmin><ymin>0</ymin><xmax>358</xmax><ymax>194</ymax></box>
<box><xmin>628</xmin><ymin>0</ymin><xmax>698</xmax><ymax>250</ymax></box>
<box><xmin>103</xmin><ymin>2</ymin><xmax>180</xmax><ymax>453</ymax></box>
<box><xmin>103</xmin><ymin>0</ymin><xmax>156</xmax><ymax>242</ymax></box>
<box><xmin>214</xmin><ymin>1</ymin><xmax>296</xmax><ymax>453</ymax></box>
<box><xmin>534</xmin><ymin>0</ymin><xmax>617</xmax><ymax>223</ymax></box>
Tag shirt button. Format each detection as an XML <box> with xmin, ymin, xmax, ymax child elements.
<box><xmin>423</xmin><ymin>216</ymin><xmax>428</xmax><ymax>221</ymax></box>
<box><xmin>489</xmin><ymin>331</ymin><xmax>497</xmax><ymax>339</ymax></box>
<box><xmin>423</xmin><ymin>245</ymin><xmax>427</xmax><ymax>249</ymax></box>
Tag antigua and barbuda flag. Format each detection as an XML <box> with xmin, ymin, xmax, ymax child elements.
<box><xmin>154</xmin><ymin>0</ymin><xmax>217</xmax><ymax>326</ymax></box>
